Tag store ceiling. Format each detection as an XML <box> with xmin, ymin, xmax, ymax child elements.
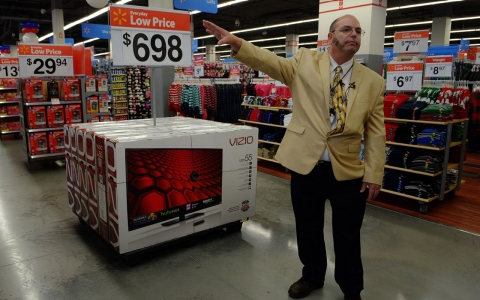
<box><xmin>1</xmin><ymin>0</ymin><xmax>480</xmax><ymax>56</ymax></box>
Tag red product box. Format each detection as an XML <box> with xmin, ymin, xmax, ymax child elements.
<box><xmin>29</xmin><ymin>131</ymin><xmax>48</xmax><ymax>155</ymax></box>
<box><xmin>62</xmin><ymin>78</ymin><xmax>81</xmax><ymax>101</ymax></box>
<box><xmin>8</xmin><ymin>121</ymin><xmax>20</xmax><ymax>131</ymax></box>
<box><xmin>100</xmin><ymin>94</ymin><xmax>109</xmax><ymax>113</ymax></box>
<box><xmin>65</xmin><ymin>104</ymin><xmax>82</xmax><ymax>124</ymax></box>
<box><xmin>0</xmin><ymin>106</ymin><xmax>6</xmax><ymax>116</ymax></box>
<box><xmin>0</xmin><ymin>122</ymin><xmax>7</xmax><ymax>132</ymax></box>
<box><xmin>7</xmin><ymin>105</ymin><xmax>19</xmax><ymax>115</ymax></box>
<box><xmin>46</xmin><ymin>105</ymin><xmax>65</xmax><ymax>128</ymax></box>
<box><xmin>48</xmin><ymin>130</ymin><xmax>65</xmax><ymax>153</ymax></box>
<box><xmin>2</xmin><ymin>79</ymin><xmax>17</xmax><ymax>88</ymax></box>
<box><xmin>27</xmin><ymin>106</ymin><xmax>46</xmax><ymax>129</ymax></box>
<box><xmin>24</xmin><ymin>79</ymin><xmax>44</xmax><ymax>102</ymax></box>
<box><xmin>87</xmin><ymin>96</ymin><xmax>99</xmax><ymax>114</ymax></box>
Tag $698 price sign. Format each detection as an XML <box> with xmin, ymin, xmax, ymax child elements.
<box><xmin>117</xmin><ymin>30</ymin><xmax>191</xmax><ymax>66</ymax></box>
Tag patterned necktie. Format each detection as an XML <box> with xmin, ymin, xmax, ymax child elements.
<box><xmin>330</xmin><ymin>66</ymin><xmax>346</xmax><ymax>135</ymax></box>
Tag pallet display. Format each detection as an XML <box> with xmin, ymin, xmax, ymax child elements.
<box><xmin>0</xmin><ymin>83</ymin><xmax>21</xmax><ymax>140</ymax></box>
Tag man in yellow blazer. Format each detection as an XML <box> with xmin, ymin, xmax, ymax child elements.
<box><xmin>204</xmin><ymin>14</ymin><xmax>385</xmax><ymax>300</ymax></box>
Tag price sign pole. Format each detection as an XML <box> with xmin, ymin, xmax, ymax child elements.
<box><xmin>18</xmin><ymin>44</ymin><xmax>73</xmax><ymax>77</ymax></box>
<box><xmin>110</xmin><ymin>5</ymin><xmax>192</xmax><ymax>126</ymax></box>
<box><xmin>393</xmin><ymin>30</ymin><xmax>429</xmax><ymax>54</ymax></box>
<box><xmin>317</xmin><ymin>40</ymin><xmax>330</xmax><ymax>53</ymax></box>
<box><xmin>0</xmin><ymin>58</ymin><xmax>20</xmax><ymax>78</ymax></box>
<box><xmin>425</xmin><ymin>55</ymin><xmax>453</xmax><ymax>78</ymax></box>
<box><xmin>386</xmin><ymin>62</ymin><xmax>424</xmax><ymax>91</ymax></box>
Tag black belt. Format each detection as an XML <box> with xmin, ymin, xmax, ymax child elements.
<box><xmin>316</xmin><ymin>160</ymin><xmax>331</xmax><ymax>167</ymax></box>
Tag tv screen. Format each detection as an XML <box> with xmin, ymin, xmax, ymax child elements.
<box><xmin>126</xmin><ymin>148</ymin><xmax>222</xmax><ymax>231</ymax></box>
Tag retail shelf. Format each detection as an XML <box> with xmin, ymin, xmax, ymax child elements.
<box><xmin>259</xmin><ymin>139</ymin><xmax>281</xmax><ymax>145</ymax></box>
<box><xmin>380</xmin><ymin>183</ymin><xmax>457</xmax><ymax>204</ymax></box>
<box><xmin>447</xmin><ymin>163</ymin><xmax>458</xmax><ymax>170</ymax></box>
<box><xmin>26</xmin><ymin>127</ymin><xmax>63</xmax><ymax>133</ymax></box>
<box><xmin>0</xmin><ymin>87</ymin><xmax>17</xmax><ymax>90</ymax></box>
<box><xmin>111</xmin><ymin>87</ymin><xmax>126</xmax><ymax>90</ymax></box>
<box><xmin>0</xmin><ymin>101</ymin><xmax>19</xmax><ymax>105</ymax></box>
<box><xmin>1</xmin><ymin>130</ymin><xmax>21</xmax><ymax>135</ymax></box>
<box><xmin>241</xmin><ymin>103</ymin><xmax>293</xmax><ymax>111</ymax></box>
<box><xmin>25</xmin><ymin>101</ymin><xmax>81</xmax><ymax>106</ymax></box>
<box><xmin>258</xmin><ymin>156</ymin><xmax>280</xmax><ymax>163</ymax></box>
<box><xmin>84</xmin><ymin>91</ymin><xmax>109</xmax><ymax>96</ymax></box>
<box><xmin>86</xmin><ymin>113</ymin><xmax>111</xmax><ymax>117</ymax></box>
<box><xmin>384</xmin><ymin>165</ymin><xmax>442</xmax><ymax>177</ymax></box>
<box><xmin>113</xmin><ymin>113</ymin><xmax>128</xmax><ymax>116</ymax></box>
<box><xmin>29</xmin><ymin>152</ymin><xmax>65</xmax><ymax>160</ymax></box>
<box><xmin>386</xmin><ymin>141</ymin><xmax>445</xmax><ymax>151</ymax></box>
<box><xmin>384</xmin><ymin>118</ymin><xmax>468</xmax><ymax>125</ymax></box>
<box><xmin>113</xmin><ymin>100</ymin><xmax>128</xmax><ymax>103</ymax></box>
<box><xmin>239</xmin><ymin>119</ymin><xmax>286</xmax><ymax>128</ymax></box>
<box><xmin>111</xmin><ymin>81</ymin><xmax>125</xmax><ymax>83</ymax></box>
<box><xmin>0</xmin><ymin>114</ymin><xmax>21</xmax><ymax>118</ymax></box>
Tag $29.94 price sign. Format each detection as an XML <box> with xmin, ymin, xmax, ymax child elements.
<box><xmin>425</xmin><ymin>55</ymin><xmax>453</xmax><ymax>78</ymax></box>
<box><xmin>386</xmin><ymin>62</ymin><xmax>424</xmax><ymax>91</ymax></box>
<box><xmin>18</xmin><ymin>44</ymin><xmax>73</xmax><ymax>77</ymax></box>
<box><xmin>110</xmin><ymin>5</ymin><xmax>192</xmax><ymax>66</ymax></box>
<box><xmin>0</xmin><ymin>58</ymin><xmax>19</xmax><ymax>78</ymax></box>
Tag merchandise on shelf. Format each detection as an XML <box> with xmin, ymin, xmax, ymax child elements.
<box><xmin>46</xmin><ymin>105</ymin><xmax>65</xmax><ymax>128</ymax></box>
<box><xmin>48</xmin><ymin>130</ymin><xmax>65</xmax><ymax>153</ymax></box>
<box><xmin>65</xmin><ymin>104</ymin><xmax>82</xmax><ymax>124</ymax></box>
<box><xmin>85</xmin><ymin>76</ymin><xmax>96</xmax><ymax>92</ymax></box>
<box><xmin>62</xmin><ymin>78</ymin><xmax>81</xmax><ymax>101</ymax></box>
<box><xmin>29</xmin><ymin>131</ymin><xmax>48</xmax><ymax>155</ymax></box>
<box><xmin>23</xmin><ymin>79</ymin><xmax>44</xmax><ymax>102</ymax></box>
<box><xmin>27</xmin><ymin>106</ymin><xmax>47</xmax><ymax>129</ymax></box>
<box><xmin>126</xmin><ymin>66</ymin><xmax>151</xmax><ymax>119</ymax></box>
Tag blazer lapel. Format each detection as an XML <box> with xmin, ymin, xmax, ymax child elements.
<box><xmin>345</xmin><ymin>60</ymin><xmax>364</xmax><ymax>121</ymax></box>
<box><xmin>319</xmin><ymin>53</ymin><xmax>332</xmax><ymax>113</ymax></box>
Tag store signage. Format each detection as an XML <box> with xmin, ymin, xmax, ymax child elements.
<box><xmin>109</xmin><ymin>5</ymin><xmax>192</xmax><ymax>66</ymax></box>
<box><xmin>424</xmin><ymin>55</ymin><xmax>453</xmax><ymax>78</ymax></box>
<box><xmin>173</xmin><ymin>0</ymin><xmax>218</xmax><ymax>14</ymax></box>
<box><xmin>81</xmin><ymin>23</ymin><xmax>111</xmax><ymax>39</ymax></box>
<box><xmin>393</xmin><ymin>30</ymin><xmax>429</xmax><ymax>54</ymax></box>
<box><xmin>17</xmin><ymin>44</ymin><xmax>74</xmax><ymax>77</ymax></box>
<box><xmin>386</xmin><ymin>62</ymin><xmax>423</xmax><ymax>91</ymax></box>
<box><xmin>317</xmin><ymin>40</ymin><xmax>330</xmax><ymax>53</ymax></box>
<box><xmin>0</xmin><ymin>58</ymin><xmax>20</xmax><ymax>78</ymax></box>
<box><xmin>229</xmin><ymin>67</ymin><xmax>240</xmax><ymax>80</ymax></box>
<box><xmin>476</xmin><ymin>48</ymin><xmax>480</xmax><ymax>64</ymax></box>
<box><xmin>193</xmin><ymin>56</ymin><xmax>204</xmax><ymax>77</ymax></box>
<box><xmin>48</xmin><ymin>37</ymin><xmax>75</xmax><ymax>45</ymax></box>
<box><xmin>183</xmin><ymin>67</ymin><xmax>194</xmax><ymax>78</ymax></box>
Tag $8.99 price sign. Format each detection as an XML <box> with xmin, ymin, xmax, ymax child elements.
<box><xmin>386</xmin><ymin>62</ymin><xmax>424</xmax><ymax>91</ymax></box>
<box><xmin>110</xmin><ymin>5</ymin><xmax>192</xmax><ymax>66</ymax></box>
<box><xmin>18</xmin><ymin>44</ymin><xmax>73</xmax><ymax>77</ymax></box>
<box><xmin>0</xmin><ymin>58</ymin><xmax>19</xmax><ymax>78</ymax></box>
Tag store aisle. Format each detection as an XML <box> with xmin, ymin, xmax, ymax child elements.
<box><xmin>1</xmin><ymin>138</ymin><xmax>480</xmax><ymax>300</ymax></box>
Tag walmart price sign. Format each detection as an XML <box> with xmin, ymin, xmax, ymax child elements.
<box><xmin>18</xmin><ymin>44</ymin><xmax>73</xmax><ymax>77</ymax></box>
<box><xmin>425</xmin><ymin>55</ymin><xmax>453</xmax><ymax>78</ymax></box>
<box><xmin>0</xmin><ymin>58</ymin><xmax>19</xmax><ymax>78</ymax></box>
<box><xmin>317</xmin><ymin>40</ymin><xmax>330</xmax><ymax>53</ymax></box>
<box><xmin>110</xmin><ymin>5</ymin><xmax>192</xmax><ymax>66</ymax></box>
<box><xmin>393</xmin><ymin>30</ymin><xmax>429</xmax><ymax>54</ymax></box>
<box><xmin>386</xmin><ymin>62</ymin><xmax>424</xmax><ymax>91</ymax></box>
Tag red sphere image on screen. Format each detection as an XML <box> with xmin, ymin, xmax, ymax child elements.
<box><xmin>126</xmin><ymin>148</ymin><xmax>222</xmax><ymax>230</ymax></box>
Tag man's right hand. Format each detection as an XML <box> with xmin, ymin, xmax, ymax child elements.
<box><xmin>202</xmin><ymin>20</ymin><xmax>242</xmax><ymax>53</ymax></box>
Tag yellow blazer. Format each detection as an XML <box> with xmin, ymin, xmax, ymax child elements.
<box><xmin>235</xmin><ymin>40</ymin><xmax>386</xmax><ymax>185</ymax></box>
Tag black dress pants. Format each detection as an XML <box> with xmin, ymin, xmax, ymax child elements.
<box><xmin>290</xmin><ymin>162</ymin><xmax>366</xmax><ymax>296</ymax></box>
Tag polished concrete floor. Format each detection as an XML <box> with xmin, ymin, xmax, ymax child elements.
<box><xmin>1</xmin><ymin>137</ymin><xmax>480</xmax><ymax>300</ymax></box>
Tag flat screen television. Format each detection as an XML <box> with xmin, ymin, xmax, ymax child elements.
<box><xmin>126</xmin><ymin>148</ymin><xmax>223</xmax><ymax>231</ymax></box>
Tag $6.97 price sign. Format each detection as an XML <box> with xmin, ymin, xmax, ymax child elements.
<box><xmin>110</xmin><ymin>5</ymin><xmax>192</xmax><ymax>66</ymax></box>
<box><xmin>18</xmin><ymin>44</ymin><xmax>73</xmax><ymax>77</ymax></box>
<box><xmin>386</xmin><ymin>62</ymin><xmax>424</xmax><ymax>91</ymax></box>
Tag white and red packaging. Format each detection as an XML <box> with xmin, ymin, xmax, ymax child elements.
<box><xmin>46</xmin><ymin>105</ymin><xmax>65</xmax><ymax>128</ymax></box>
<box><xmin>23</xmin><ymin>78</ymin><xmax>44</xmax><ymax>102</ymax></box>
<box><xmin>65</xmin><ymin>104</ymin><xmax>82</xmax><ymax>124</ymax></box>
<box><xmin>29</xmin><ymin>131</ymin><xmax>48</xmax><ymax>155</ymax></box>
<box><xmin>27</xmin><ymin>106</ymin><xmax>46</xmax><ymax>129</ymax></box>
<box><xmin>86</xmin><ymin>96</ymin><xmax>99</xmax><ymax>114</ymax></box>
<box><xmin>48</xmin><ymin>130</ymin><xmax>65</xmax><ymax>153</ymax></box>
<box><xmin>62</xmin><ymin>78</ymin><xmax>80</xmax><ymax>101</ymax></box>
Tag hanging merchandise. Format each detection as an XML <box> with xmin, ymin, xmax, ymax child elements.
<box><xmin>126</xmin><ymin>66</ymin><xmax>151</xmax><ymax>119</ymax></box>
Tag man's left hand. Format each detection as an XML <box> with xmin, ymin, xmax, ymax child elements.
<box><xmin>360</xmin><ymin>182</ymin><xmax>380</xmax><ymax>200</ymax></box>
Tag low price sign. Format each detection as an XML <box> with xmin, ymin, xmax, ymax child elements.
<box><xmin>317</xmin><ymin>40</ymin><xmax>330</xmax><ymax>53</ymax></box>
<box><xmin>18</xmin><ymin>44</ymin><xmax>73</xmax><ymax>77</ymax></box>
<box><xmin>0</xmin><ymin>58</ymin><xmax>19</xmax><ymax>78</ymax></box>
<box><xmin>386</xmin><ymin>62</ymin><xmax>424</xmax><ymax>91</ymax></box>
<box><xmin>393</xmin><ymin>30</ymin><xmax>429</xmax><ymax>54</ymax></box>
<box><xmin>425</xmin><ymin>55</ymin><xmax>453</xmax><ymax>78</ymax></box>
<box><xmin>109</xmin><ymin>5</ymin><xmax>192</xmax><ymax>66</ymax></box>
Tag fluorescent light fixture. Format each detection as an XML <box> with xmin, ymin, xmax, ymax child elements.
<box><xmin>298</xmin><ymin>33</ymin><xmax>318</xmax><ymax>38</ymax></box>
<box><xmin>452</xmin><ymin>15</ymin><xmax>480</xmax><ymax>21</ymax></box>
<box><xmin>387</xmin><ymin>0</ymin><xmax>463</xmax><ymax>11</ymax></box>
<box><xmin>299</xmin><ymin>42</ymin><xmax>317</xmax><ymax>46</ymax></box>
<box><xmin>38</xmin><ymin>0</ymin><xmax>132</xmax><ymax>42</ymax></box>
<box><xmin>74</xmin><ymin>38</ymin><xmax>99</xmax><ymax>46</ymax></box>
<box><xmin>94</xmin><ymin>51</ymin><xmax>110</xmax><ymax>56</ymax></box>
<box><xmin>190</xmin><ymin>0</ymin><xmax>249</xmax><ymax>15</ymax></box>
<box><xmin>385</xmin><ymin>20</ymin><xmax>432</xmax><ymax>28</ymax></box>
<box><xmin>249</xmin><ymin>36</ymin><xmax>285</xmax><ymax>43</ymax></box>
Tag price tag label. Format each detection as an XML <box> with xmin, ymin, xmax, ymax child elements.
<box><xmin>110</xmin><ymin>5</ymin><xmax>192</xmax><ymax>66</ymax></box>
<box><xmin>229</xmin><ymin>67</ymin><xmax>240</xmax><ymax>80</ymax></box>
<box><xmin>386</xmin><ymin>62</ymin><xmax>424</xmax><ymax>91</ymax></box>
<box><xmin>393</xmin><ymin>30</ymin><xmax>429</xmax><ymax>54</ymax></box>
<box><xmin>193</xmin><ymin>56</ymin><xmax>204</xmax><ymax>77</ymax></box>
<box><xmin>18</xmin><ymin>44</ymin><xmax>73</xmax><ymax>77</ymax></box>
<box><xmin>425</xmin><ymin>55</ymin><xmax>453</xmax><ymax>78</ymax></box>
<box><xmin>0</xmin><ymin>58</ymin><xmax>19</xmax><ymax>78</ymax></box>
<box><xmin>317</xmin><ymin>40</ymin><xmax>330</xmax><ymax>53</ymax></box>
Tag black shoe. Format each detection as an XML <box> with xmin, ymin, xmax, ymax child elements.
<box><xmin>288</xmin><ymin>277</ymin><xmax>323</xmax><ymax>299</ymax></box>
<box><xmin>344</xmin><ymin>296</ymin><xmax>362</xmax><ymax>300</ymax></box>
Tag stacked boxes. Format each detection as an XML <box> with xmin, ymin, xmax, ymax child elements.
<box><xmin>64</xmin><ymin>117</ymin><xmax>258</xmax><ymax>254</ymax></box>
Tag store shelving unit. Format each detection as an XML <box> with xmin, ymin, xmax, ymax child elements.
<box><xmin>382</xmin><ymin>117</ymin><xmax>468</xmax><ymax>213</ymax></box>
<box><xmin>110</xmin><ymin>67</ymin><xmax>128</xmax><ymax>121</ymax></box>
<box><xmin>0</xmin><ymin>86</ymin><xmax>21</xmax><ymax>140</ymax></box>
<box><xmin>80</xmin><ymin>78</ymin><xmax>111</xmax><ymax>122</ymax></box>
